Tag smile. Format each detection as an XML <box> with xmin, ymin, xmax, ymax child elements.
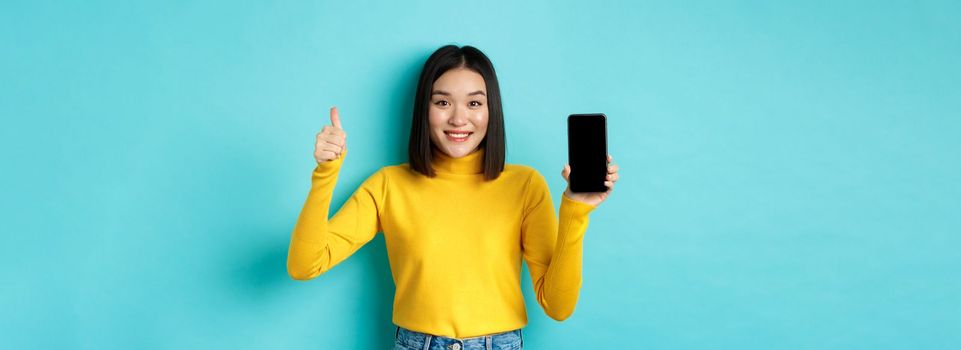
<box><xmin>444</xmin><ymin>131</ymin><xmax>473</xmax><ymax>142</ymax></box>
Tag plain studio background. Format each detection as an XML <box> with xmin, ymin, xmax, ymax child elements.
<box><xmin>2</xmin><ymin>1</ymin><xmax>959</xmax><ymax>349</ymax></box>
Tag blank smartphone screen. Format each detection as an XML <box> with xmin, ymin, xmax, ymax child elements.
<box><xmin>567</xmin><ymin>114</ymin><xmax>608</xmax><ymax>193</ymax></box>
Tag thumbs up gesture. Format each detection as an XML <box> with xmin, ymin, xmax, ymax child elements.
<box><xmin>314</xmin><ymin>106</ymin><xmax>347</xmax><ymax>163</ymax></box>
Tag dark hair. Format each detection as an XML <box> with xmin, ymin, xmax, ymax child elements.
<box><xmin>408</xmin><ymin>45</ymin><xmax>505</xmax><ymax>181</ymax></box>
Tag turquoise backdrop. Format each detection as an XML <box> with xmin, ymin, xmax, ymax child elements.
<box><xmin>2</xmin><ymin>1</ymin><xmax>959</xmax><ymax>349</ymax></box>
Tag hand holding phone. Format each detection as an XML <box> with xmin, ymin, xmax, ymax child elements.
<box><xmin>564</xmin><ymin>113</ymin><xmax>618</xmax><ymax>206</ymax></box>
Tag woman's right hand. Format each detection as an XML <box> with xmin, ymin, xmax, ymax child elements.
<box><xmin>314</xmin><ymin>106</ymin><xmax>347</xmax><ymax>163</ymax></box>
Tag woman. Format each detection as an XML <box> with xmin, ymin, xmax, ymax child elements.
<box><xmin>287</xmin><ymin>45</ymin><xmax>620</xmax><ymax>350</ymax></box>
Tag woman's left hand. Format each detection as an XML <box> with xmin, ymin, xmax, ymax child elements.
<box><xmin>562</xmin><ymin>155</ymin><xmax>619</xmax><ymax>207</ymax></box>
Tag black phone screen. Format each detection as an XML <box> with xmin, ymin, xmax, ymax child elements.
<box><xmin>567</xmin><ymin>114</ymin><xmax>608</xmax><ymax>193</ymax></box>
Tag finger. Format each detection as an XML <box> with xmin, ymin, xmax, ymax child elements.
<box><xmin>608</xmin><ymin>164</ymin><xmax>619</xmax><ymax>174</ymax></box>
<box><xmin>324</xmin><ymin>138</ymin><xmax>345</xmax><ymax>148</ymax></box>
<box><xmin>318</xmin><ymin>127</ymin><xmax>345</xmax><ymax>140</ymax></box>
<box><xmin>609</xmin><ymin>172</ymin><xmax>619</xmax><ymax>182</ymax></box>
<box><xmin>608</xmin><ymin>154</ymin><xmax>613</xmax><ymax>163</ymax></box>
<box><xmin>320</xmin><ymin>143</ymin><xmax>343</xmax><ymax>154</ymax></box>
<box><xmin>319</xmin><ymin>150</ymin><xmax>338</xmax><ymax>160</ymax></box>
<box><xmin>561</xmin><ymin>164</ymin><xmax>571</xmax><ymax>182</ymax></box>
<box><xmin>605</xmin><ymin>181</ymin><xmax>614</xmax><ymax>188</ymax></box>
<box><xmin>330</xmin><ymin>106</ymin><xmax>342</xmax><ymax>129</ymax></box>
<box><xmin>319</xmin><ymin>136</ymin><xmax>341</xmax><ymax>147</ymax></box>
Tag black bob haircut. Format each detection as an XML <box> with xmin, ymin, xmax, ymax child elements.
<box><xmin>408</xmin><ymin>45</ymin><xmax>505</xmax><ymax>181</ymax></box>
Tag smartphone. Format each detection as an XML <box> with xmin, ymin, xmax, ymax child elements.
<box><xmin>567</xmin><ymin>113</ymin><xmax>609</xmax><ymax>193</ymax></box>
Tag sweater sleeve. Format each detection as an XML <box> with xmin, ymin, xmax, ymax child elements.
<box><xmin>521</xmin><ymin>170</ymin><xmax>597</xmax><ymax>321</ymax></box>
<box><xmin>287</xmin><ymin>153</ymin><xmax>386</xmax><ymax>280</ymax></box>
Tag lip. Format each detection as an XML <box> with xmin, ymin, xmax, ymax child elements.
<box><xmin>444</xmin><ymin>131</ymin><xmax>473</xmax><ymax>142</ymax></box>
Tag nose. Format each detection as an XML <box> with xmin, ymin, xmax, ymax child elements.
<box><xmin>448</xmin><ymin>105</ymin><xmax>468</xmax><ymax>127</ymax></box>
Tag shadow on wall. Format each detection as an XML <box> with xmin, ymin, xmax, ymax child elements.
<box><xmin>227</xmin><ymin>49</ymin><xmax>426</xmax><ymax>349</ymax></box>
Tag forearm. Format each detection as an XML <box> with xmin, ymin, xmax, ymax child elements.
<box><xmin>540</xmin><ymin>194</ymin><xmax>595</xmax><ymax>319</ymax></box>
<box><xmin>287</xmin><ymin>157</ymin><xmax>344</xmax><ymax>280</ymax></box>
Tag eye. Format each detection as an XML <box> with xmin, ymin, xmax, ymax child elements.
<box><xmin>469</xmin><ymin>101</ymin><xmax>483</xmax><ymax>107</ymax></box>
<box><xmin>434</xmin><ymin>100</ymin><xmax>450</xmax><ymax>107</ymax></box>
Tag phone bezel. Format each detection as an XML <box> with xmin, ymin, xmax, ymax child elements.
<box><xmin>567</xmin><ymin>113</ymin><xmax>609</xmax><ymax>193</ymax></box>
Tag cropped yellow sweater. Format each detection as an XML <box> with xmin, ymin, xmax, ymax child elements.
<box><xmin>287</xmin><ymin>148</ymin><xmax>596</xmax><ymax>338</ymax></box>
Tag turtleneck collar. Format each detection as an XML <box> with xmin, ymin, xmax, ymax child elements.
<box><xmin>432</xmin><ymin>147</ymin><xmax>485</xmax><ymax>175</ymax></box>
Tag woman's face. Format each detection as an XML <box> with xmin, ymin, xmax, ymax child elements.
<box><xmin>428</xmin><ymin>68</ymin><xmax>489</xmax><ymax>158</ymax></box>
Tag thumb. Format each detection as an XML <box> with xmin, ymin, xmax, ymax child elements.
<box><xmin>561</xmin><ymin>164</ymin><xmax>571</xmax><ymax>182</ymax></box>
<box><xmin>329</xmin><ymin>106</ymin><xmax>342</xmax><ymax>129</ymax></box>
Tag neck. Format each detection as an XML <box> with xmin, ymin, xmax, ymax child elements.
<box><xmin>431</xmin><ymin>147</ymin><xmax>485</xmax><ymax>175</ymax></box>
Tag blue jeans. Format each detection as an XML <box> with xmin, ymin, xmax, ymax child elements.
<box><xmin>393</xmin><ymin>326</ymin><xmax>523</xmax><ymax>350</ymax></box>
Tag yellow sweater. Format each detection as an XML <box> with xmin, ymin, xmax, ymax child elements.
<box><xmin>287</xmin><ymin>147</ymin><xmax>596</xmax><ymax>338</ymax></box>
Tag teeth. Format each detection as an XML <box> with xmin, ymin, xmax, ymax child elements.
<box><xmin>448</xmin><ymin>133</ymin><xmax>469</xmax><ymax>138</ymax></box>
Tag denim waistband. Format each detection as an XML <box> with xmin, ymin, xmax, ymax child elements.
<box><xmin>395</xmin><ymin>325</ymin><xmax>523</xmax><ymax>350</ymax></box>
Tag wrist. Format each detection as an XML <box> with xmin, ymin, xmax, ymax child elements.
<box><xmin>561</xmin><ymin>192</ymin><xmax>598</xmax><ymax>214</ymax></box>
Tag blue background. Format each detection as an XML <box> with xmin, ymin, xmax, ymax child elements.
<box><xmin>2</xmin><ymin>1</ymin><xmax>960</xmax><ymax>349</ymax></box>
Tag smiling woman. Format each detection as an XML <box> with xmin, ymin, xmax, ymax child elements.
<box><xmin>428</xmin><ymin>70</ymin><xmax>489</xmax><ymax>156</ymax></box>
<box><xmin>286</xmin><ymin>45</ymin><xmax>620</xmax><ymax>350</ymax></box>
<box><xmin>409</xmin><ymin>45</ymin><xmax>505</xmax><ymax>181</ymax></box>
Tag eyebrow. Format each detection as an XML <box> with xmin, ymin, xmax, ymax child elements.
<box><xmin>431</xmin><ymin>90</ymin><xmax>487</xmax><ymax>97</ymax></box>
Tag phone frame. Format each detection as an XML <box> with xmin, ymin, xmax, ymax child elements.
<box><xmin>567</xmin><ymin>113</ymin><xmax>609</xmax><ymax>193</ymax></box>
